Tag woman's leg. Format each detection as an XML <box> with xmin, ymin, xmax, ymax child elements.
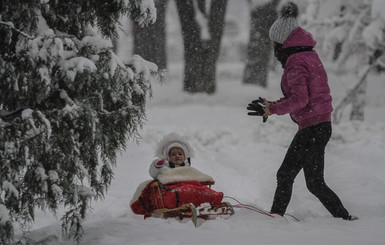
<box><xmin>270</xmin><ymin>128</ymin><xmax>311</xmax><ymax>214</ymax></box>
<box><xmin>303</xmin><ymin>122</ymin><xmax>350</xmax><ymax>218</ymax></box>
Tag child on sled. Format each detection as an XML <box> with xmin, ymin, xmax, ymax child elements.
<box><xmin>130</xmin><ymin>133</ymin><xmax>233</xmax><ymax>223</ymax></box>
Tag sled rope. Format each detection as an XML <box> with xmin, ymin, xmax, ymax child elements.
<box><xmin>224</xmin><ymin>196</ymin><xmax>274</xmax><ymax>218</ymax></box>
<box><xmin>224</xmin><ymin>196</ymin><xmax>299</xmax><ymax>221</ymax></box>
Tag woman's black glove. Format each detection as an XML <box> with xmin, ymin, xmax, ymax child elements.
<box><xmin>247</xmin><ymin>97</ymin><xmax>268</xmax><ymax>123</ymax></box>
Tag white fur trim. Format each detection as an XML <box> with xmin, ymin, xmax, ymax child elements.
<box><xmin>157</xmin><ymin>166</ymin><xmax>214</xmax><ymax>185</ymax></box>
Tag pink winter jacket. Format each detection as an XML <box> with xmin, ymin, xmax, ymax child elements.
<box><xmin>269</xmin><ymin>27</ymin><xmax>333</xmax><ymax>130</ymax></box>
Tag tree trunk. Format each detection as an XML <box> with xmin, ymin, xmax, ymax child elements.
<box><xmin>175</xmin><ymin>0</ymin><xmax>228</xmax><ymax>94</ymax></box>
<box><xmin>133</xmin><ymin>0</ymin><xmax>168</xmax><ymax>70</ymax></box>
<box><xmin>242</xmin><ymin>0</ymin><xmax>279</xmax><ymax>87</ymax></box>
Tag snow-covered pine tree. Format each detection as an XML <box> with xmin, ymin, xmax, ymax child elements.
<box><xmin>0</xmin><ymin>0</ymin><xmax>157</xmax><ymax>243</ymax></box>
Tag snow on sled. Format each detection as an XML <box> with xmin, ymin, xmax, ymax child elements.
<box><xmin>130</xmin><ymin>166</ymin><xmax>234</xmax><ymax>226</ymax></box>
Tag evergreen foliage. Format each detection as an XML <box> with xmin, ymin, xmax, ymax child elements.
<box><xmin>0</xmin><ymin>0</ymin><xmax>157</xmax><ymax>243</ymax></box>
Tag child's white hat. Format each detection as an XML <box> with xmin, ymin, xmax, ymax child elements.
<box><xmin>155</xmin><ymin>133</ymin><xmax>194</xmax><ymax>160</ymax></box>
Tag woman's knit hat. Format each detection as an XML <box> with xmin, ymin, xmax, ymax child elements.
<box><xmin>155</xmin><ymin>133</ymin><xmax>194</xmax><ymax>161</ymax></box>
<box><xmin>269</xmin><ymin>2</ymin><xmax>299</xmax><ymax>44</ymax></box>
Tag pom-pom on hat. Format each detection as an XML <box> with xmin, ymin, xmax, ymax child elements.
<box><xmin>155</xmin><ymin>133</ymin><xmax>194</xmax><ymax>161</ymax></box>
<box><xmin>269</xmin><ymin>1</ymin><xmax>299</xmax><ymax>44</ymax></box>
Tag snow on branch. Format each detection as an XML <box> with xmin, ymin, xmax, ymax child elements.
<box><xmin>2</xmin><ymin>181</ymin><xmax>19</xmax><ymax>199</ymax></box>
<box><xmin>362</xmin><ymin>17</ymin><xmax>385</xmax><ymax>49</ymax></box>
<box><xmin>60</xmin><ymin>57</ymin><xmax>97</xmax><ymax>82</ymax></box>
<box><xmin>21</xmin><ymin>109</ymin><xmax>46</xmax><ymax>139</ymax></box>
<box><xmin>0</xmin><ymin>204</ymin><xmax>11</xmax><ymax>225</ymax></box>
<box><xmin>126</xmin><ymin>55</ymin><xmax>158</xmax><ymax>82</ymax></box>
<box><xmin>129</xmin><ymin>0</ymin><xmax>157</xmax><ymax>27</ymax></box>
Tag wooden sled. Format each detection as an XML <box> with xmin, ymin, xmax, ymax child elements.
<box><xmin>148</xmin><ymin>181</ymin><xmax>234</xmax><ymax>227</ymax></box>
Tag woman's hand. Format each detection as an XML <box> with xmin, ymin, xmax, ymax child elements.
<box><xmin>263</xmin><ymin>98</ymin><xmax>272</xmax><ymax>117</ymax></box>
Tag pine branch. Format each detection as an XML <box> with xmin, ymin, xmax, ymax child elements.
<box><xmin>0</xmin><ymin>107</ymin><xmax>26</xmax><ymax>122</ymax></box>
<box><xmin>0</xmin><ymin>21</ymin><xmax>77</xmax><ymax>40</ymax></box>
<box><xmin>0</xmin><ymin>21</ymin><xmax>34</xmax><ymax>39</ymax></box>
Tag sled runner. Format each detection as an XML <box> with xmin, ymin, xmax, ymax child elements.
<box><xmin>130</xmin><ymin>167</ymin><xmax>234</xmax><ymax>226</ymax></box>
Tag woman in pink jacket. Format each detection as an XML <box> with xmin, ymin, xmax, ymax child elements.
<box><xmin>253</xmin><ymin>2</ymin><xmax>356</xmax><ymax>220</ymax></box>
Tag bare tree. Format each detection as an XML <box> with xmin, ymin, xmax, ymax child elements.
<box><xmin>175</xmin><ymin>0</ymin><xmax>228</xmax><ymax>94</ymax></box>
<box><xmin>243</xmin><ymin>0</ymin><xmax>280</xmax><ymax>87</ymax></box>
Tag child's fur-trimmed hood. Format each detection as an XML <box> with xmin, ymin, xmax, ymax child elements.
<box><xmin>155</xmin><ymin>133</ymin><xmax>195</xmax><ymax>160</ymax></box>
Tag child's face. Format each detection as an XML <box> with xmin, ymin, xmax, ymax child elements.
<box><xmin>169</xmin><ymin>147</ymin><xmax>185</xmax><ymax>165</ymax></box>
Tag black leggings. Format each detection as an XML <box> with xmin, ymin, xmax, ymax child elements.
<box><xmin>270</xmin><ymin>122</ymin><xmax>349</xmax><ymax>218</ymax></box>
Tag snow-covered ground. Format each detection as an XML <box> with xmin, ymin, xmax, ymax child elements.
<box><xmin>25</xmin><ymin>62</ymin><xmax>385</xmax><ymax>245</ymax></box>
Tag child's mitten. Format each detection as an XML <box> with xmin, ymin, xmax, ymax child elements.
<box><xmin>154</xmin><ymin>159</ymin><xmax>167</xmax><ymax>168</ymax></box>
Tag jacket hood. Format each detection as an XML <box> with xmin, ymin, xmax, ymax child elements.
<box><xmin>155</xmin><ymin>133</ymin><xmax>194</xmax><ymax>160</ymax></box>
<box><xmin>283</xmin><ymin>27</ymin><xmax>316</xmax><ymax>48</ymax></box>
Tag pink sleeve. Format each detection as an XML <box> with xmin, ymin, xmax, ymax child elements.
<box><xmin>270</xmin><ymin>63</ymin><xmax>309</xmax><ymax>115</ymax></box>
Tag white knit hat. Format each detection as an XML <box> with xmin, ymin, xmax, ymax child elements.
<box><xmin>269</xmin><ymin>2</ymin><xmax>299</xmax><ymax>44</ymax></box>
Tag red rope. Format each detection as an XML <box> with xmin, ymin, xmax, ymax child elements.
<box><xmin>224</xmin><ymin>196</ymin><xmax>300</xmax><ymax>222</ymax></box>
<box><xmin>224</xmin><ymin>196</ymin><xmax>274</xmax><ymax>218</ymax></box>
